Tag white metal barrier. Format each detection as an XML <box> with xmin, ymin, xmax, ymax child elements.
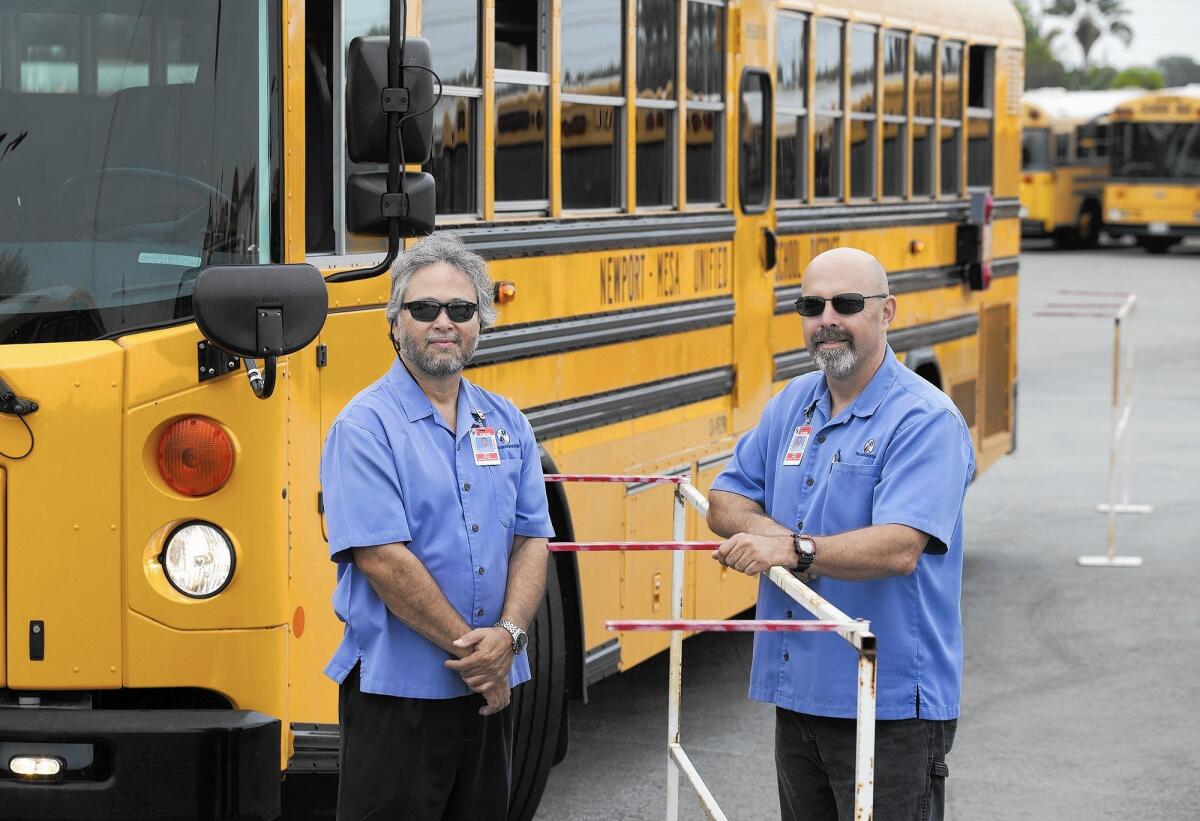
<box><xmin>546</xmin><ymin>474</ymin><xmax>878</xmax><ymax>820</ymax></box>
<box><xmin>1036</xmin><ymin>290</ymin><xmax>1153</xmax><ymax>567</ymax></box>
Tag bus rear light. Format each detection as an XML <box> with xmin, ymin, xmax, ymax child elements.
<box><xmin>1022</xmin><ymin>175</ymin><xmax>1033</xmax><ymax>184</ymax></box>
<box><xmin>157</xmin><ymin>417</ymin><xmax>234</xmax><ymax>496</ymax></box>
<box><xmin>9</xmin><ymin>755</ymin><xmax>64</xmax><ymax>781</ymax></box>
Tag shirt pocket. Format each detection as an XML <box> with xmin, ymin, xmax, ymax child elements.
<box><xmin>489</xmin><ymin>459</ymin><xmax>522</xmax><ymax>527</ymax></box>
<box><xmin>820</xmin><ymin>462</ymin><xmax>882</xmax><ymax>533</ymax></box>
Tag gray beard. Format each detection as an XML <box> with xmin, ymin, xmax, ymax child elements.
<box><xmin>400</xmin><ymin>333</ymin><xmax>478</xmax><ymax>377</ymax></box>
<box><xmin>812</xmin><ymin>343</ymin><xmax>858</xmax><ymax>378</ymax></box>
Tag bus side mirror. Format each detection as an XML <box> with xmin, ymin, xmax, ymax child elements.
<box><xmin>345</xmin><ymin>35</ymin><xmax>436</xmax><ymax>238</ymax></box>
<box><xmin>193</xmin><ymin>264</ymin><xmax>328</xmax><ymax>399</ymax></box>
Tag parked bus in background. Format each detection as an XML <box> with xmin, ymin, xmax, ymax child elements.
<box><xmin>1104</xmin><ymin>85</ymin><xmax>1200</xmax><ymax>254</ymax></box>
<box><xmin>1020</xmin><ymin>88</ymin><xmax>1145</xmax><ymax>248</ymax></box>
<box><xmin>0</xmin><ymin>1</ymin><xmax>1023</xmax><ymax>818</ymax></box>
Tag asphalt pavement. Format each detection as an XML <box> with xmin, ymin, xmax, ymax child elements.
<box><xmin>533</xmin><ymin>240</ymin><xmax>1200</xmax><ymax>821</ymax></box>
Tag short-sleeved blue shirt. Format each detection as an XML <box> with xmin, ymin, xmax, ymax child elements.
<box><xmin>712</xmin><ymin>346</ymin><xmax>974</xmax><ymax>720</ymax></box>
<box><xmin>320</xmin><ymin>358</ymin><xmax>555</xmax><ymax>699</ymax></box>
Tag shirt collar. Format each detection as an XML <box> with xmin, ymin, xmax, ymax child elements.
<box><xmin>808</xmin><ymin>344</ymin><xmax>901</xmax><ymax>423</ymax></box>
<box><xmin>384</xmin><ymin>358</ymin><xmax>497</xmax><ymax>431</ymax></box>
<box><xmin>847</xmin><ymin>345</ymin><xmax>901</xmax><ymax>419</ymax></box>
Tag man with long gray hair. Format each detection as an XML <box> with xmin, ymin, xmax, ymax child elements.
<box><xmin>320</xmin><ymin>233</ymin><xmax>553</xmax><ymax>820</ymax></box>
<box><xmin>707</xmin><ymin>247</ymin><xmax>974</xmax><ymax>821</ymax></box>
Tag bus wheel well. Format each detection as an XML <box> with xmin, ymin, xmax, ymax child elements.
<box><xmin>915</xmin><ymin>362</ymin><xmax>942</xmax><ymax>390</ymax></box>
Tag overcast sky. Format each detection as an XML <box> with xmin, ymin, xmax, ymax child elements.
<box><xmin>1032</xmin><ymin>0</ymin><xmax>1200</xmax><ymax>68</ymax></box>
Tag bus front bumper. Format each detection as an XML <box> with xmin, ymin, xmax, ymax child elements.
<box><xmin>0</xmin><ymin>709</ymin><xmax>280</xmax><ymax>821</ymax></box>
<box><xmin>1107</xmin><ymin>222</ymin><xmax>1200</xmax><ymax>238</ymax></box>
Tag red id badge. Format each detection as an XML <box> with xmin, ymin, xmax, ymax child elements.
<box><xmin>469</xmin><ymin>427</ymin><xmax>501</xmax><ymax>466</ymax></box>
<box><xmin>782</xmin><ymin>425</ymin><xmax>812</xmax><ymax>466</ymax></box>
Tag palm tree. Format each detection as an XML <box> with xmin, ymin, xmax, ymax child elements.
<box><xmin>1044</xmin><ymin>0</ymin><xmax>1134</xmax><ymax>69</ymax></box>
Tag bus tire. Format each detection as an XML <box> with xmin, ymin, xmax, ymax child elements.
<box><xmin>1076</xmin><ymin>203</ymin><xmax>1101</xmax><ymax>249</ymax></box>
<box><xmin>1138</xmin><ymin>236</ymin><xmax>1180</xmax><ymax>254</ymax></box>
<box><xmin>1051</xmin><ymin>226</ymin><xmax>1078</xmax><ymax>250</ymax></box>
<box><xmin>508</xmin><ymin>554</ymin><xmax>567</xmax><ymax>821</ymax></box>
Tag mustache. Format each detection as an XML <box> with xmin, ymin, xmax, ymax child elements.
<box><xmin>811</xmin><ymin>328</ymin><xmax>852</xmax><ymax>344</ymax></box>
<box><xmin>425</xmin><ymin>334</ymin><xmax>463</xmax><ymax>345</ymax></box>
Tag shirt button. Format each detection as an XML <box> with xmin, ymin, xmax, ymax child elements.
<box><xmin>463</xmin><ymin>482</ymin><xmax>471</xmax><ymax>491</ymax></box>
<box><xmin>471</xmin><ymin>524</ymin><xmax>480</xmax><ymax>533</ymax></box>
<box><xmin>817</xmin><ymin>434</ymin><xmax>825</xmax><ymax>443</ymax></box>
<box><xmin>475</xmin><ymin>608</ymin><xmax>485</xmax><ymax>617</ymax></box>
<box><xmin>786</xmin><ymin>610</ymin><xmax>793</xmax><ymax>619</ymax></box>
<box><xmin>478</xmin><ymin>566</ymin><xmax>486</xmax><ymax>575</ymax></box>
<box><xmin>783</xmin><ymin>652</ymin><xmax>790</xmax><ymax>662</ymax></box>
<box><xmin>795</xmin><ymin>521</ymin><xmax>803</xmax><ymax>530</ymax></box>
<box><xmin>806</xmin><ymin>478</ymin><xmax>814</xmax><ymax>487</ymax></box>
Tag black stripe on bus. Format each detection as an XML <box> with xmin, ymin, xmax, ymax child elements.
<box><xmin>776</xmin><ymin>197</ymin><xmax>1021</xmax><ymax>235</ymax></box>
<box><xmin>773</xmin><ymin>313</ymin><xmax>980</xmax><ymax>382</ymax></box>
<box><xmin>773</xmin><ymin>256</ymin><xmax>1019</xmax><ymax>314</ymax></box>
<box><xmin>470</xmin><ymin>296</ymin><xmax>735</xmax><ymax>368</ymax></box>
<box><xmin>440</xmin><ymin>198</ymin><xmax>1020</xmax><ymax>259</ymax></box>
<box><xmin>453</xmin><ymin>213</ymin><xmax>737</xmax><ymax>260</ymax></box>
<box><xmin>526</xmin><ymin>367</ymin><xmax>734</xmax><ymax>441</ymax></box>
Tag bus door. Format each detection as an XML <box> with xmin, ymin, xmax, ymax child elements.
<box><xmin>730</xmin><ymin>4</ymin><xmax>776</xmax><ymax>432</ymax></box>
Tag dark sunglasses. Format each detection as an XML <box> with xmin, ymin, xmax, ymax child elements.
<box><xmin>402</xmin><ymin>299</ymin><xmax>479</xmax><ymax>323</ymax></box>
<box><xmin>794</xmin><ymin>293</ymin><xmax>888</xmax><ymax>318</ymax></box>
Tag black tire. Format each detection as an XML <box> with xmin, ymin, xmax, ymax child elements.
<box><xmin>1051</xmin><ymin>226</ymin><xmax>1079</xmax><ymax>249</ymax></box>
<box><xmin>508</xmin><ymin>556</ymin><xmax>567</xmax><ymax>821</ymax></box>
<box><xmin>1076</xmin><ymin>203</ymin><xmax>1101</xmax><ymax>249</ymax></box>
<box><xmin>1138</xmin><ymin>235</ymin><xmax>1180</xmax><ymax>254</ymax></box>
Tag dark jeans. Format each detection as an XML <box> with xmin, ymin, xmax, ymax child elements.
<box><xmin>336</xmin><ymin>664</ymin><xmax>514</xmax><ymax>821</ymax></box>
<box><xmin>776</xmin><ymin>708</ymin><xmax>956</xmax><ymax>821</ymax></box>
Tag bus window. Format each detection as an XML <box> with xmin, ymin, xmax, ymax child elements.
<box><xmin>561</xmin><ymin>0</ymin><xmax>624</xmax><ymax>211</ymax></box>
<box><xmin>738</xmin><ymin>70</ymin><xmax>771</xmax><ymax>211</ymax></box>
<box><xmin>424</xmin><ymin>0</ymin><xmax>481</xmax><ymax>219</ymax></box>
<box><xmin>913</xmin><ymin>35</ymin><xmax>935</xmax><ymax>196</ymax></box>
<box><xmin>636</xmin><ymin>0</ymin><xmax>677</xmax><ymax>208</ymax></box>
<box><xmin>882</xmin><ymin>30</ymin><xmax>907</xmax><ymax>198</ymax></box>
<box><xmin>967</xmin><ymin>44</ymin><xmax>993</xmax><ymax>188</ymax></box>
<box><xmin>495</xmin><ymin>1</ymin><xmax>550</xmax><ymax>211</ymax></box>
<box><xmin>1054</xmin><ymin>130</ymin><xmax>1070</xmax><ymax>166</ymax></box>
<box><xmin>1112</xmin><ymin>122</ymin><xmax>1200</xmax><ymax>179</ymax></box>
<box><xmin>685</xmin><ymin>0</ymin><xmax>725</xmax><ymax>206</ymax></box>
<box><xmin>813</xmin><ymin>18</ymin><xmax>843</xmax><ymax>199</ymax></box>
<box><xmin>775</xmin><ymin>12</ymin><xmax>807</xmax><ymax>202</ymax></box>
<box><xmin>940</xmin><ymin>41</ymin><xmax>963</xmax><ymax>196</ymax></box>
<box><xmin>849</xmin><ymin>25</ymin><xmax>877</xmax><ymax>199</ymax></box>
<box><xmin>1022</xmin><ymin>128</ymin><xmax>1052</xmax><ymax>170</ymax></box>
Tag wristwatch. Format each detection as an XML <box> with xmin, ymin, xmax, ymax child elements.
<box><xmin>792</xmin><ymin>534</ymin><xmax>817</xmax><ymax>574</ymax></box>
<box><xmin>495</xmin><ymin>619</ymin><xmax>529</xmax><ymax>655</ymax></box>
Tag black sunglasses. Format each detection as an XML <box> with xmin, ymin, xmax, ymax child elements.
<box><xmin>794</xmin><ymin>293</ymin><xmax>888</xmax><ymax>318</ymax></box>
<box><xmin>402</xmin><ymin>299</ymin><xmax>479</xmax><ymax>323</ymax></box>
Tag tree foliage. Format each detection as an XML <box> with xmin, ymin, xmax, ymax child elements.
<box><xmin>1155</xmin><ymin>55</ymin><xmax>1200</xmax><ymax>87</ymax></box>
<box><xmin>1112</xmin><ymin>67</ymin><xmax>1164</xmax><ymax>90</ymax></box>
<box><xmin>1043</xmin><ymin>0</ymin><xmax>1134</xmax><ymax>70</ymax></box>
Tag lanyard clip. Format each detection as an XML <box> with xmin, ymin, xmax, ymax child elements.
<box><xmin>470</xmin><ymin>409</ymin><xmax>487</xmax><ymax>427</ymax></box>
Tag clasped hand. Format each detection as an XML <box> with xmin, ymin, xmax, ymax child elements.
<box><xmin>712</xmin><ymin>533</ymin><xmax>797</xmax><ymax>576</ymax></box>
<box><xmin>445</xmin><ymin>626</ymin><xmax>514</xmax><ymax>716</ymax></box>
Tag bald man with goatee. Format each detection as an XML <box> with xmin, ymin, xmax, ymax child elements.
<box><xmin>708</xmin><ymin>248</ymin><xmax>975</xmax><ymax>821</ymax></box>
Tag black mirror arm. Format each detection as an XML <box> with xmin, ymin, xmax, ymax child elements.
<box><xmin>243</xmin><ymin>355</ymin><xmax>278</xmax><ymax>399</ymax></box>
<box><xmin>327</xmin><ymin>0</ymin><xmax>407</xmax><ymax>285</ymax></box>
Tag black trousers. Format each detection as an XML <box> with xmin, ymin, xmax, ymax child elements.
<box><xmin>336</xmin><ymin>664</ymin><xmax>514</xmax><ymax>821</ymax></box>
<box><xmin>776</xmin><ymin>709</ymin><xmax>956</xmax><ymax>821</ymax></box>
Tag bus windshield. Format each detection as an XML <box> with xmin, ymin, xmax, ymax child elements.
<box><xmin>0</xmin><ymin>1</ymin><xmax>278</xmax><ymax>344</ymax></box>
<box><xmin>1021</xmin><ymin>128</ymin><xmax>1052</xmax><ymax>170</ymax></box>
<box><xmin>1111</xmin><ymin>122</ymin><xmax>1200</xmax><ymax>180</ymax></box>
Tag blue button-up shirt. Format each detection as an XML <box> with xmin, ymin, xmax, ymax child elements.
<box><xmin>712</xmin><ymin>346</ymin><xmax>974</xmax><ymax>720</ymax></box>
<box><xmin>320</xmin><ymin>359</ymin><xmax>555</xmax><ymax>699</ymax></box>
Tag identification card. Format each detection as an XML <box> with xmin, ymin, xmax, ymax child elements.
<box><xmin>782</xmin><ymin>425</ymin><xmax>812</xmax><ymax>466</ymax></box>
<box><xmin>469</xmin><ymin>427</ymin><xmax>501</xmax><ymax>466</ymax></box>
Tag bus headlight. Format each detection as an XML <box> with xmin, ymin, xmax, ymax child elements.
<box><xmin>161</xmin><ymin>522</ymin><xmax>236</xmax><ymax>598</ymax></box>
<box><xmin>1107</xmin><ymin>208</ymin><xmax>1124</xmax><ymax>221</ymax></box>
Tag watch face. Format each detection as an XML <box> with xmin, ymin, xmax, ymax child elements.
<box><xmin>799</xmin><ymin>538</ymin><xmax>816</xmax><ymax>557</ymax></box>
<box><xmin>514</xmin><ymin>631</ymin><xmax>529</xmax><ymax>654</ymax></box>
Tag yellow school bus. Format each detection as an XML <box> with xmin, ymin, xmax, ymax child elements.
<box><xmin>1103</xmin><ymin>85</ymin><xmax>1200</xmax><ymax>253</ymax></box>
<box><xmin>1020</xmin><ymin>88</ymin><xmax>1145</xmax><ymax>247</ymax></box>
<box><xmin>0</xmin><ymin>1</ymin><xmax>1022</xmax><ymax>818</ymax></box>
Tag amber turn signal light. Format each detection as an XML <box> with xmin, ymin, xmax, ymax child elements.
<box><xmin>494</xmin><ymin>281</ymin><xmax>517</xmax><ymax>304</ymax></box>
<box><xmin>157</xmin><ymin>417</ymin><xmax>234</xmax><ymax>496</ymax></box>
